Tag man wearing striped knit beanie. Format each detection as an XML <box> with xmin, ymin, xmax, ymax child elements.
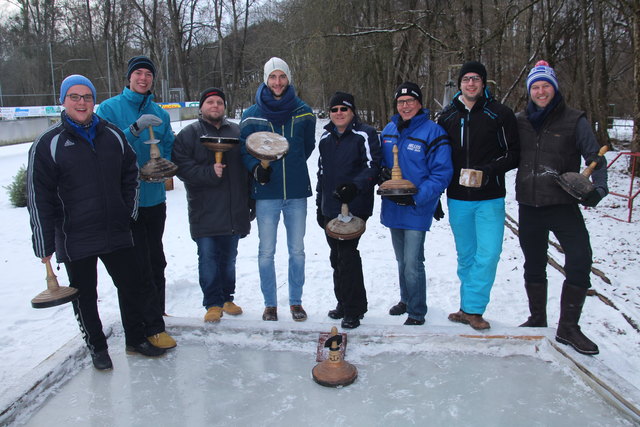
<box><xmin>515</xmin><ymin>60</ymin><xmax>608</xmax><ymax>356</ymax></box>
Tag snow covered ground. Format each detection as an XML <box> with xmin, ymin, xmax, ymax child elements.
<box><xmin>0</xmin><ymin>119</ymin><xmax>639</xmax><ymax>419</ymax></box>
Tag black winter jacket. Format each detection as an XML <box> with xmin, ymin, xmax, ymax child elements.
<box><xmin>173</xmin><ymin>118</ymin><xmax>251</xmax><ymax>239</ymax></box>
<box><xmin>316</xmin><ymin>117</ymin><xmax>382</xmax><ymax>218</ymax></box>
<box><xmin>27</xmin><ymin>112</ymin><xmax>139</xmax><ymax>262</ymax></box>
<box><xmin>515</xmin><ymin>100</ymin><xmax>607</xmax><ymax>206</ymax></box>
<box><xmin>438</xmin><ymin>91</ymin><xmax>520</xmax><ymax>201</ymax></box>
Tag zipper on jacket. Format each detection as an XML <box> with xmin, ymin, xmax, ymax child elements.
<box><xmin>282</xmin><ymin>123</ymin><xmax>287</xmax><ymax>199</ymax></box>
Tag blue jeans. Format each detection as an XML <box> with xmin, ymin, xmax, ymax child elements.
<box><xmin>256</xmin><ymin>198</ymin><xmax>307</xmax><ymax>307</ymax></box>
<box><xmin>390</xmin><ymin>228</ymin><xmax>427</xmax><ymax>321</ymax></box>
<box><xmin>448</xmin><ymin>198</ymin><xmax>505</xmax><ymax>314</ymax></box>
<box><xmin>195</xmin><ymin>235</ymin><xmax>240</xmax><ymax>309</ymax></box>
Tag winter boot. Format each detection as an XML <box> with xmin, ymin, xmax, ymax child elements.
<box><xmin>91</xmin><ymin>349</ymin><xmax>113</xmax><ymax>370</ymax></box>
<box><xmin>328</xmin><ymin>303</ymin><xmax>344</xmax><ymax>319</ymax></box>
<box><xmin>262</xmin><ymin>306</ymin><xmax>278</xmax><ymax>321</ymax></box>
<box><xmin>555</xmin><ymin>281</ymin><xmax>599</xmax><ymax>355</ymax></box>
<box><xmin>290</xmin><ymin>305</ymin><xmax>308</xmax><ymax>321</ymax></box>
<box><xmin>147</xmin><ymin>331</ymin><xmax>177</xmax><ymax>349</ymax></box>
<box><xmin>519</xmin><ymin>281</ymin><xmax>548</xmax><ymax>327</ymax></box>
<box><xmin>204</xmin><ymin>306</ymin><xmax>223</xmax><ymax>323</ymax></box>
<box><xmin>223</xmin><ymin>301</ymin><xmax>243</xmax><ymax>316</ymax></box>
<box><xmin>389</xmin><ymin>301</ymin><xmax>407</xmax><ymax>316</ymax></box>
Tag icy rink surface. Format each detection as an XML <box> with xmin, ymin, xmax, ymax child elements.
<box><xmin>21</xmin><ymin>334</ymin><xmax>636</xmax><ymax>426</ymax></box>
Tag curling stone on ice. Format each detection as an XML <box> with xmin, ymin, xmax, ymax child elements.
<box><xmin>246</xmin><ymin>131</ymin><xmax>289</xmax><ymax>169</ymax></box>
<box><xmin>312</xmin><ymin>326</ymin><xmax>357</xmax><ymax>387</ymax></box>
<box><xmin>377</xmin><ymin>145</ymin><xmax>418</xmax><ymax>196</ymax></box>
<box><xmin>31</xmin><ymin>259</ymin><xmax>79</xmax><ymax>308</ymax></box>
<box><xmin>325</xmin><ymin>203</ymin><xmax>366</xmax><ymax>241</ymax></box>
<box><xmin>139</xmin><ymin>126</ymin><xmax>178</xmax><ymax>182</ymax></box>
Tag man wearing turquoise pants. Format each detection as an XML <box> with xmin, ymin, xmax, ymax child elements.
<box><xmin>438</xmin><ymin>61</ymin><xmax>520</xmax><ymax>330</ymax></box>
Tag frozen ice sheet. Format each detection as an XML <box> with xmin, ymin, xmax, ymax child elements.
<box><xmin>21</xmin><ymin>336</ymin><xmax>636</xmax><ymax>426</ymax></box>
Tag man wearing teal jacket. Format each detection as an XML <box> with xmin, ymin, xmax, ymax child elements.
<box><xmin>97</xmin><ymin>55</ymin><xmax>175</xmax><ymax>350</ymax></box>
<box><xmin>240</xmin><ymin>57</ymin><xmax>316</xmax><ymax>322</ymax></box>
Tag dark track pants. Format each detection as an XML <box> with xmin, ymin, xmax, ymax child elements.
<box><xmin>65</xmin><ymin>246</ymin><xmax>165</xmax><ymax>352</ymax></box>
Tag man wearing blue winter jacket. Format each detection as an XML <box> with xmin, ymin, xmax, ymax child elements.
<box><xmin>97</xmin><ymin>55</ymin><xmax>175</xmax><ymax>349</ymax></box>
<box><xmin>380</xmin><ymin>82</ymin><xmax>453</xmax><ymax>325</ymax></box>
<box><xmin>240</xmin><ymin>57</ymin><xmax>316</xmax><ymax>322</ymax></box>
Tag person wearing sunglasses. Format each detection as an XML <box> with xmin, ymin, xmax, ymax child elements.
<box><xmin>437</xmin><ymin>61</ymin><xmax>520</xmax><ymax>331</ymax></box>
<box><xmin>27</xmin><ymin>75</ymin><xmax>170</xmax><ymax>370</ymax></box>
<box><xmin>380</xmin><ymin>82</ymin><xmax>453</xmax><ymax>326</ymax></box>
<box><xmin>97</xmin><ymin>55</ymin><xmax>176</xmax><ymax>351</ymax></box>
<box><xmin>316</xmin><ymin>92</ymin><xmax>382</xmax><ymax>329</ymax></box>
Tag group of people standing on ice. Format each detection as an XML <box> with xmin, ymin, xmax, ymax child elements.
<box><xmin>26</xmin><ymin>54</ymin><xmax>607</xmax><ymax>371</ymax></box>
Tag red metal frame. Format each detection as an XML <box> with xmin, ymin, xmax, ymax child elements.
<box><xmin>604</xmin><ymin>152</ymin><xmax>640</xmax><ymax>222</ymax></box>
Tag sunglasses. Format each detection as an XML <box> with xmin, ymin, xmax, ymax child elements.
<box><xmin>330</xmin><ymin>106</ymin><xmax>349</xmax><ymax>113</ymax></box>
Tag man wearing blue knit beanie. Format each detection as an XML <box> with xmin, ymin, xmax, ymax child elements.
<box><xmin>97</xmin><ymin>55</ymin><xmax>176</xmax><ymax>350</ymax></box>
<box><xmin>27</xmin><ymin>75</ymin><xmax>170</xmax><ymax>370</ymax></box>
<box><xmin>515</xmin><ymin>60</ymin><xmax>608</xmax><ymax>356</ymax></box>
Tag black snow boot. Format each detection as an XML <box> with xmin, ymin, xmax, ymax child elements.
<box><xmin>519</xmin><ymin>281</ymin><xmax>548</xmax><ymax>327</ymax></box>
<box><xmin>328</xmin><ymin>303</ymin><xmax>344</xmax><ymax>319</ymax></box>
<box><xmin>555</xmin><ymin>281</ymin><xmax>599</xmax><ymax>355</ymax></box>
<box><xmin>91</xmin><ymin>349</ymin><xmax>113</xmax><ymax>370</ymax></box>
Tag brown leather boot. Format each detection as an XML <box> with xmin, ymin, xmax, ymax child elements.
<box><xmin>555</xmin><ymin>281</ymin><xmax>599</xmax><ymax>355</ymax></box>
<box><xmin>290</xmin><ymin>305</ymin><xmax>307</xmax><ymax>321</ymax></box>
<box><xmin>262</xmin><ymin>306</ymin><xmax>278</xmax><ymax>321</ymax></box>
<box><xmin>448</xmin><ymin>310</ymin><xmax>490</xmax><ymax>330</ymax></box>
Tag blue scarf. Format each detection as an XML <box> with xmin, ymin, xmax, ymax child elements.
<box><xmin>255</xmin><ymin>83</ymin><xmax>299</xmax><ymax>126</ymax></box>
<box><xmin>526</xmin><ymin>91</ymin><xmax>563</xmax><ymax>132</ymax></box>
<box><xmin>64</xmin><ymin>111</ymin><xmax>99</xmax><ymax>146</ymax></box>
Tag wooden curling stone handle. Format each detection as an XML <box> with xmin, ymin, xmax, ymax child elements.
<box><xmin>583</xmin><ymin>145</ymin><xmax>609</xmax><ymax>178</ymax></box>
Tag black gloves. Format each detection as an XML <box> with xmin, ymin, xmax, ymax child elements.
<box><xmin>333</xmin><ymin>183</ymin><xmax>358</xmax><ymax>204</ymax></box>
<box><xmin>581</xmin><ymin>189</ymin><xmax>603</xmax><ymax>207</ymax></box>
<box><xmin>585</xmin><ymin>154</ymin><xmax>607</xmax><ymax>170</ymax></box>
<box><xmin>384</xmin><ymin>195</ymin><xmax>415</xmax><ymax>206</ymax></box>
<box><xmin>316</xmin><ymin>207</ymin><xmax>325</xmax><ymax>229</ymax></box>
<box><xmin>379</xmin><ymin>167</ymin><xmax>392</xmax><ymax>184</ymax></box>
<box><xmin>433</xmin><ymin>199</ymin><xmax>445</xmax><ymax>221</ymax></box>
<box><xmin>253</xmin><ymin>164</ymin><xmax>272</xmax><ymax>184</ymax></box>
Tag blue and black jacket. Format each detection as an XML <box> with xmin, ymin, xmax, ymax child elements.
<box><xmin>380</xmin><ymin>109</ymin><xmax>453</xmax><ymax>231</ymax></box>
<box><xmin>239</xmin><ymin>84</ymin><xmax>316</xmax><ymax>200</ymax></box>
<box><xmin>438</xmin><ymin>89</ymin><xmax>519</xmax><ymax>201</ymax></box>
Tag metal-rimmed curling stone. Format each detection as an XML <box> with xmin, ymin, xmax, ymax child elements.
<box><xmin>312</xmin><ymin>326</ymin><xmax>358</xmax><ymax>387</ymax></box>
<box><xmin>246</xmin><ymin>131</ymin><xmax>289</xmax><ymax>169</ymax></box>
<box><xmin>377</xmin><ymin>145</ymin><xmax>418</xmax><ymax>196</ymax></box>
<box><xmin>31</xmin><ymin>259</ymin><xmax>79</xmax><ymax>308</ymax></box>
<box><xmin>200</xmin><ymin>136</ymin><xmax>239</xmax><ymax>163</ymax></box>
<box><xmin>325</xmin><ymin>203</ymin><xmax>366</xmax><ymax>241</ymax></box>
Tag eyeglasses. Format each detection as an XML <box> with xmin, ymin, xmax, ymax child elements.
<box><xmin>461</xmin><ymin>76</ymin><xmax>482</xmax><ymax>83</ymax></box>
<box><xmin>66</xmin><ymin>93</ymin><xmax>94</xmax><ymax>102</ymax></box>
<box><xmin>330</xmin><ymin>106</ymin><xmax>349</xmax><ymax>113</ymax></box>
<box><xmin>396</xmin><ymin>99</ymin><xmax>417</xmax><ymax>106</ymax></box>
